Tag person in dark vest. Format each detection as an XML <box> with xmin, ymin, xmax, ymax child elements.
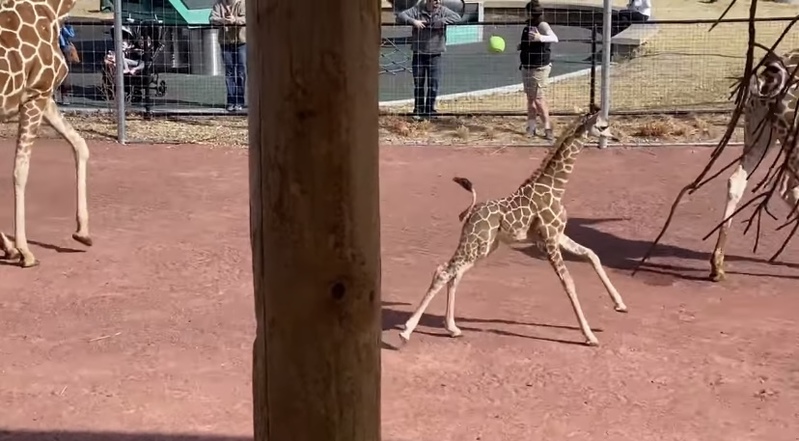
<box><xmin>396</xmin><ymin>0</ymin><xmax>462</xmax><ymax>119</ymax></box>
<box><xmin>518</xmin><ymin>1</ymin><xmax>558</xmax><ymax>140</ymax></box>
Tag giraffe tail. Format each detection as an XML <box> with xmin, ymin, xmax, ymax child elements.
<box><xmin>452</xmin><ymin>177</ymin><xmax>477</xmax><ymax>222</ymax></box>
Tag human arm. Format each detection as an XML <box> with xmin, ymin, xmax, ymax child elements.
<box><xmin>233</xmin><ymin>0</ymin><xmax>245</xmax><ymax>25</ymax></box>
<box><xmin>209</xmin><ymin>2</ymin><xmax>229</xmax><ymax>25</ymax></box>
<box><xmin>431</xmin><ymin>6</ymin><xmax>462</xmax><ymax>27</ymax></box>
<box><xmin>396</xmin><ymin>6</ymin><xmax>425</xmax><ymax>28</ymax></box>
<box><xmin>531</xmin><ymin>22</ymin><xmax>558</xmax><ymax>43</ymax></box>
<box><xmin>62</xmin><ymin>24</ymin><xmax>75</xmax><ymax>39</ymax></box>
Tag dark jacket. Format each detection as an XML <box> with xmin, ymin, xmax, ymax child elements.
<box><xmin>396</xmin><ymin>3</ymin><xmax>462</xmax><ymax>54</ymax></box>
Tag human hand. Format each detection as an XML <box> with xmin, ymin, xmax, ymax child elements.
<box><xmin>224</xmin><ymin>15</ymin><xmax>236</xmax><ymax>24</ymax></box>
<box><xmin>411</xmin><ymin>19</ymin><xmax>426</xmax><ymax>29</ymax></box>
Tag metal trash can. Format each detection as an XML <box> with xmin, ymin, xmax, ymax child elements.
<box><xmin>188</xmin><ymin>27</ymin><xmax>223</xmax><ymax>76</ymax></box>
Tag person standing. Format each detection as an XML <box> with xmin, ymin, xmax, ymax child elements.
<box><xmin>518</xmin><ymin>1</ymin><xmax>558</xmax><ymax>140</ymax></box>
<box><xmin>396</xmin><ymin>0</ymin><xmax>461</xmax><ymax>119</ymax></box>
<box><xmin>57</xmin><ymin>20</ymin><xmax>79</xmax><ymax>106</ymax></box>
<box><xmin>210</xmin><ymin>0</ymin><xmax>247</xmax><ymax>112</ymax></box>
<box><xmin>614</xmin><ymin>0</ymin><xmax>652</xmax><ymax>34</ymax></box>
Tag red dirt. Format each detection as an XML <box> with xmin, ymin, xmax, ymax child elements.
<box><xmin>0</xmin><ymin>141</ymin><xmax>797</xmax><ymax>441</ymax></box>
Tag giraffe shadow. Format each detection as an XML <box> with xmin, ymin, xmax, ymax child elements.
<box><xmin>380</xmin><ymin>303</ymin><xmax>597</xmax><ymax>350</ymax></box>
<box><xmin>516</xmin><ymin>217</ymin><xmax>799</xmax><ymax>281</ymax></box>
<box><xmin>2</xmin><ymin>235</ymin><xmax>85</xmax><ymax>254</ymax></box>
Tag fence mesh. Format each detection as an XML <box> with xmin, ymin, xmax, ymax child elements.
<box><xmin>51</xmin><ymin>15</ymin><xmax>799</xmax><ymax>143</ymax></box>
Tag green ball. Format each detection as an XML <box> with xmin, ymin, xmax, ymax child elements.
<box><xmin>488</xmin><ymin>35</ymin><xmax>505</xmax><ymax>53</ymax></box>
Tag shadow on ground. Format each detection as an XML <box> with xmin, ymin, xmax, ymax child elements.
<box><xmin>0</xmin><ymin>431</ymin><xmax>249</xmax><ymax>441</ymax></box>
<box><xmin>517</xmin><ymin>217</ymin><xmax>799</xmax><ymax>282</ymax></box>
<box><xmin>380</xmin><ymin>301</ymin><xmax>595</xmax><ymax>350</ymax></box>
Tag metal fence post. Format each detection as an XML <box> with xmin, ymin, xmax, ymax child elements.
<box><xmin>113</xmin><ymin>0</ymin><xmax>126</xmax><ymax>144</ymax></box>
<box><xmin>598</xmin><ymin>0</ymin><xmax>612</xmax><ymax>148</ymax></box>
<box><xmin>589</xmin><ymin>22</ymin><xmax>598</xmax><ymax>111</ymax></box>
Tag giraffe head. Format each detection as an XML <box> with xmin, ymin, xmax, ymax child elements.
<box><xmin>749</xmin><ymin>51</ymin><xmax>790</xmax><ymax>100</ymax></box>
<box><xmin>574</xmin><ymin>108</ymin><xmax>617</xmax><ymax>141</ymax></box>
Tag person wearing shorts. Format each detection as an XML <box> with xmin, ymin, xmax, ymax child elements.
<box><xmin>518</xmin><ymin>1</ymin><xmax>558</xmax><ymax>140</ymax></box>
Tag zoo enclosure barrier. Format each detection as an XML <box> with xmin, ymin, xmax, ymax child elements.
<box><xmin>58</xmin><ymin>15</ymin><xmax>799</xmax><ymax>142</ymax></box>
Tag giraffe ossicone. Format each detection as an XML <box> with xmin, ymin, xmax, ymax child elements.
<box><xmin>399</xmin><ymin>109</ymin><xmax>627</xmax><ymax>347</ymax></box>
<box><xmin>0</xmin><ymin>0</ymin><xmax>92</xmax><ymax>268</ymax></box>
<box><xmin>709</xmin><ymin>49</ymin><xmax>799</xmax><ymax>282</ymax></box>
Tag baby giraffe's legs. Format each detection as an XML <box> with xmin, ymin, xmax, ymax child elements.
<box><xmin>399</xmin><ymin>263</ymin><xmax>454</xmax><ymax>342</ymax></box>
<box><xmin>443</xmin><ymin>262</ymin><xmax>473</xmax><ymax>338</ymax></box>
<box><xmin>559</xmin><ymin>234</ymin><xmax>627</xmax><ymax>312</ymax></box>
<box><xmin>544</xmin><ymin>237</ymin><xmax>599</xmax><ymax>346</ymax></box>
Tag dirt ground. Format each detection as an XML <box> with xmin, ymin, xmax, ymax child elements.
<box><xmin>0</xmin><ymin>140</ymin><xmax>798</xmax><ymax>441</ymax></box>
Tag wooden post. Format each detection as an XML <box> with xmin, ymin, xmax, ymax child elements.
<box><xmin>247</xmin><ymin>0</ymin><xmax>381</xmax><ymax>440</ymax></box>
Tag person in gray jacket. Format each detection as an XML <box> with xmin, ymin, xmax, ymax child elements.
<box><xmin>396</xmin><ymin>0</ymin><xmax>461</xmax><ymax>118</ymax></box>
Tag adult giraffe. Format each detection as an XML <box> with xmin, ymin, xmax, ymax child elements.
<box><xmin>0</xmin><ymin>0</ymin><xmax>92</xmax><ymax>268</ymax></box>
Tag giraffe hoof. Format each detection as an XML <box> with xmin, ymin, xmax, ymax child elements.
<box><xmin>20</xmin><ymin>257</ymin><xmax>39</xmax><ymax>268</ymax></box>
<box><xmin>2</xmin><ymin>248</ymin><xmax>21</xmax><ymax>262</ymax></box>
<box><xmin>398</xmin><ymin>330</ymin><xmax>411</xmax><ymax>343</ymax></box>
<box><xmin>446</xmin><ymin>328</ymin><xmax>463</xmax><ymax>338</ymax></box>
<box><xmin>72</xmin><ymin>233</ymin><xmax>93</xmax><ymax>247</ymax></box>
<box><xmin>614</xmin><ymin>305</ymin><xmax>628</xmax><ymax>313</ymax></box>
<box><xmin>585</xmin><ymin>337</ymin><xmax>599</xmax><ymax>347</ymax></box>
<box><xmin>709</xmin><ymin>271</ymin><xmax>725</xmax><ymax>282</ymax></box>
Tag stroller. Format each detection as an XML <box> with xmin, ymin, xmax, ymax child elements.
<box><xmin>101</xmin><ymin>21</ymin><xmax>167</xmax><ymax>104</ymax></box>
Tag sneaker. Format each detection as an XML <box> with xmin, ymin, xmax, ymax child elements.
<box><xmin>526</xmin><ymin>126</ymin><xmax>537</xmax><ymax>137</ymax></box>
<box><xmin>233</xmin><ymin>105</ymin><xmax>244</xmax><ymax>112</ymax></box>
<box><xmin>544</xmin><ymin>128</ymin><xmax>554</xmax><ymax>141</ymax></box>
<box><xmin>226</xmin><ymin>104</ymin><xmax>235</xmax><ymax>112</ymax></box>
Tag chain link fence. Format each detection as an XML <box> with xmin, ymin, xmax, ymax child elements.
<box><xmin>49</xmin><ymin>14</ymin><xmax>799</xmax><ymax>144</ymax></box>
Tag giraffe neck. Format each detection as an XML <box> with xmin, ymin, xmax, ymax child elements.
<box><xmin>515</xmin><ymin>133</ymin><xmax>587</xmax><ymax>200</ymax></box>
<box><xmin>45</xmin><ymin>0</ymin><xmax>78</xmax><ymax>20</ymax></box>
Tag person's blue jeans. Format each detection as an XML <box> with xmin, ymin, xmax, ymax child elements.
<box><xmin>411</xmin><ymin>52</ymin><xmax>442</xmax><ymax>116</ymax></box>
<box><xmin>222</xmin><ymin>43</ymin><xmax>247</xmax><ymax>107</ymax></box>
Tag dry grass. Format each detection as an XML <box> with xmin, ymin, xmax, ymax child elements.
<box><xmin>71</xmin><ymin>0</ymin><xmax>113</xmax><ymax>20</ymax></box>
<box><xmin>0</xmin><ymin>111</ymin><xmax>736</xmax><ymax>147</ymax></box>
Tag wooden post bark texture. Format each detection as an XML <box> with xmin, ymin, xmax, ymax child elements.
<box><xmin>247</xmin><ymin>0</ymin><xmax>382</xmax><ymax>440</ymax></box>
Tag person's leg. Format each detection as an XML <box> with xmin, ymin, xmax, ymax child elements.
<box><xmin>411</xmin><ymin>52</ymin><xmax>426</xmax><ymax>116</ymax></box>
<box><xmin>426</xmin><ymin>54</ymin><xmax>442</xmax><ymax>116</ymax></box>
<box><xmin>613</xmin><ymin>10</ymin><xmax>633</xmax><ymax>35</ymax></box>
<box><xmin>235</xmin><ymin>43</ymin><xmax>247</xmax><ymax>108</ymax></box>
<box><xmin>629</xmin><ymin>11</ymin><xmax>649</xmax><ymax>22</ymax></box>
<box><xmin>522</xmin><ymin>68</ymin><xmax>538</xmax><ymax>135</ymax></box>
<box><xmin>58</xmin><ymin>68</ymin><xmax>72</xmax><ymax>105</ymax></box>
<box><xmin>221</xmin><ymin>45</ymin><xmax>236</xmax><ymax>111</ymax></box>
<box><xmin>533</xmin><ymin>64</ymin><xmax>553</xmax><ymax>140</ymax></box>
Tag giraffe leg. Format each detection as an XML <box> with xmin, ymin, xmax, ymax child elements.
<box><xmin>0</xmin><ymin>232</ymin><xmax>18</xmax><ymax>260</ymax></box>
<box><xmin>544</xmin><ymin>237</ymin><xmax>599</xmax><ymax>346</ymax></box>
<box><xmin>711</xmin><ymin>116</ymin><xmax>775</xmax><ymax>281</ymax></box>
<box><xmin>11</xmin><ymin>98</ymin><xmax>49</xmax><ymax>268</ymax></box>
<box><xmin>42</xmin><ymin>98</ymin><xmax>92</xmax><ymax>246</ymax></box>
<box><xmin>399</xmin><ymin>262</ymin><xmax>456</xmax><ymax>342</ymax></box>
<box><xmin>443</xmin><ymin>262</ymin><xmax>473</xmax><ymax>338</ymax></box>
<box><xmin>710</xmin><ymin>165</ymin><xmax>750</xmax><ymax>282</ymax></box>
<box><xmin>559</xmin><ymin>234</ymin><xmax>627</xmax><ymax>313</ymax></box>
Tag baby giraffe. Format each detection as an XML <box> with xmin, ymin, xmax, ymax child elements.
<box><xmin>399</xmin><ymin>109</ymin><xmax>628</xmax><ymax>346</ymax></box>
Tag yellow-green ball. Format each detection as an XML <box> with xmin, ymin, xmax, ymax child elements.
<box><xmin>488</xmin><ymin>35</ymin><xmax>506</xmax><ymax>53</ymax></box>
